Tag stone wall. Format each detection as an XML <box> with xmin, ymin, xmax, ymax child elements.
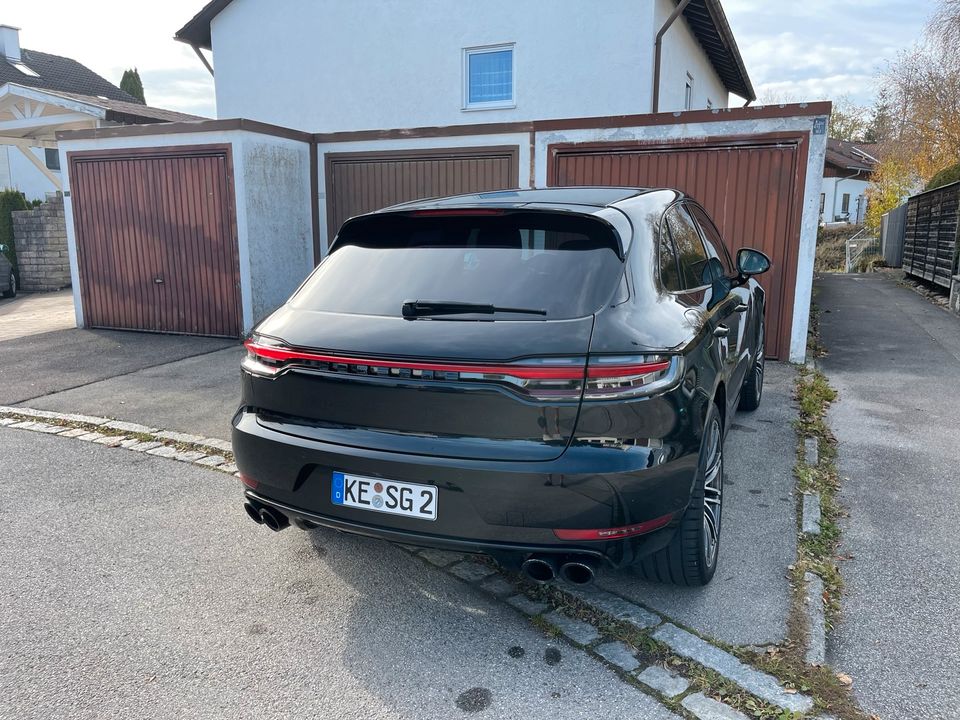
<box><xmin>950</xmin><ymin>275</ymin><xmax>960</xmax><ymax>317</ymax></box>
<box><xmin>11</xmin><ymin>194</ymin><xmax>71</xmax><ymax>292</ymax></box>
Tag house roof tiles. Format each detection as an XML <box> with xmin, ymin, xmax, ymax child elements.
<box><xmin>0</xmin><ymin>48</ymin><xmax>140</xmax><ymax>104</ymax></box>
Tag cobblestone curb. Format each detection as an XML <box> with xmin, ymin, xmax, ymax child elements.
<box><xmin>0</xmin><ymin>406</ymin><xmax>237</xmax><ymax>477</ymax></box>
<box><xmin>397</xmin><ymin>547</ymin><xmax>816</xmax><ymax>718</ymax></box>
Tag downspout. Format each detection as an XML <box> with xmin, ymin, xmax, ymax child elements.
<box><xmin>191</xmin><ymin>44</ymin><xmax>214</xmax><ymax>77</ymax></box>
<box><xmin>652</xmin><ymin>0</ymin><xmax>693</xmax><ymax>113</ymax></box>
<box><xmin>834</xmin><ymin>168</ymin><xmax>864</xmax><ymax>222</ymax></box>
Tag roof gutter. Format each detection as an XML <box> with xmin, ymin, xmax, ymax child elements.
<box><xmin>652</xmin><ymin>0</ymin><xmax>693</xmax><ymax>113</ymax></box>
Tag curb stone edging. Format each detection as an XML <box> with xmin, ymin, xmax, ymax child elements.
<box><xmin>804</xmin><ymin>572</ymin><xmax>827</xmax><ymax>666</ymax></box>
<box><xmin>0</xmin><ymin>406</ymin><xmax>238</xmax><ymax>476</ymax></box>
<box><xmin>402</xmin><ymin>548</ymin><xmax>815</xmax><ymax>718</ymax></box>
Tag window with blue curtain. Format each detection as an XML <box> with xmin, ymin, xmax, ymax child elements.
<box><xmin>467</xmin><ymin>48</ymin><xmax>513</xmax><ymax>105</ymax></box>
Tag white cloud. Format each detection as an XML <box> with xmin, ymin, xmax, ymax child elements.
<box><xmin>5</xmin><ymin>0</ymin><xmax>215</xmax><ymax>116</ymax></box>
<box><xmin>723</xmin><ymin>0</ymin><xmax>935</xmax><ymax>105</ymax></box>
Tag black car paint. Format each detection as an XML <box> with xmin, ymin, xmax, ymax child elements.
<box><xmin>232</xmin><ymin>187</ymin><xmax>766</xmax><ymax>569</ymax></box>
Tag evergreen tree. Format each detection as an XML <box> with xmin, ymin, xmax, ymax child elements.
<box><xmin>120</xmin><ymin>68</ymin><xmax>146</xmax><ymax>104</ymax></box>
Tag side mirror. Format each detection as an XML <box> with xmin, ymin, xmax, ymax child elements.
<box><xmin>737</xmin><ymin>248</ymin><xmax>771</xmax><ymax>277</ymax></box>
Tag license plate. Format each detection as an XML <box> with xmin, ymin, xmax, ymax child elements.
<box><xmin>331</xmin><ymin>471</ymin><xmax>437</xmax><ymax>521</ymax></box>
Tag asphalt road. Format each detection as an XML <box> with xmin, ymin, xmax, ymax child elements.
<box><xmin>818</xmin><ymin>273</ymin><xmax>960</xmax><ymax>719</ymax></box>
<box><xmin>599</xmin><ymin>362</ymin><xmax>798</xmax><ymax>647</ymax></box>
<box><xmin>0</xmin><ymin>429</ymin><xmax>680</xmax><ymax>720</ymax></box>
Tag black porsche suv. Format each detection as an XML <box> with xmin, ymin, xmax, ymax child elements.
<box><xmin>233</xmin><ymin>187</ymin><xmax>769</xmax><ymax>587</ymax></box>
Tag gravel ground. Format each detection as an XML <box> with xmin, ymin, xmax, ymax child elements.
<box><xmin>0</xmin><ymin>429</ymin><xmax>680</xmax><ymax>720</ymax></box>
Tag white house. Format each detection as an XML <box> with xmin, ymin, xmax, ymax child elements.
<box><xmin>175</xmin><ymin>0</ymin><xmax>755</xmax><ymax>131</ymax></box>
<box><xmin>0</xmin><ymin>23</ymin><xmax>202</xmax><ymax>201</ymax></box>
<box><xmin>820</xmin><ymin>138</ymin><xmax>878</xmax><ymax>225</ymax></box>
<box><xmin>57</xmin><ymin>1</ymin><xmax>832</xmax><ymax>363</ymax></box>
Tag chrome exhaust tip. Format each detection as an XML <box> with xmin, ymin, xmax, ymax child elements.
<box><xmin>521</xmin><ymin>556</ymin><xmax>558</xmax><ymax>583</ymax></box>
<box><xmin>559</xmin><ymin>558</ymin><xmax>598</xmax><ymax>585</ymax></box>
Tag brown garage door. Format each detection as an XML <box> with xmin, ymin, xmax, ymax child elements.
<box><xmin>549</xmin><ymin>136</ymin><xmax>808</xmax><ymax>360</ymax></box>
<box><xmin>69</xmin><ymin>145</ymin><xmax>241</xmax><ymax>337</ymax></box>
<box><xmin>325</xmin><ymin>146</ymin><xmax>520</xmax><ymax>244</ymax></box>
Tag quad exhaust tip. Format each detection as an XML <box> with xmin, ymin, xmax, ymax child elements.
<box><xmin>521</xmin><ymin>554</ymin><xmax>598</xmax><ymax>585</ymax></box>
<box><xmin>243</xmin><ymin>501</ymin><xmax>263</xmax><ymax>525</ymax></box>
<box><xmin>521</xmin><ymin>556</ymin><xmax>558</xmax><ymax>583</ymax></box>
<box><xmin>558</xmin><ymin>559</ymin><xmax>597</xmax><ymax>586</ymax></box>
<box><xmin>243</xmin><ymin>501</ymin><xmax>289</xmax><ymax>532</ymax></box>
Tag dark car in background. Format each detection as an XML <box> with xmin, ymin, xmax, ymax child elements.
<box><xmin>0</xmin><ymin>244</ymin><xmax>16</xmax><ymax>298</ymax></box>
<box><xmin>233</xmin><ymin>187</ymin><xmax>769</xmax><ymax>586</ymax></box>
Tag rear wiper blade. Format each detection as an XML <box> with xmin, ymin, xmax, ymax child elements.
<box><xmin>401</xmin><ymin>300</ymin><xmax>546</xmax><ymax>318</ymax></box>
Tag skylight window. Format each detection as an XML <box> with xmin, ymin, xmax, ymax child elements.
<box><xmin>8</xmin><ymin>60</ymin><xmax>39</xmax><ymax>77</ymax></box>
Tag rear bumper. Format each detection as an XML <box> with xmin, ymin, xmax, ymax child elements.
<box><xmin>232</xmin><ymin>408</ymin><xmax>699</xmax><ymax>568</ymax></box>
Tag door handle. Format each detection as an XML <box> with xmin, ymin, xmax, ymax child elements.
<box><xmin>734</xmin><ymin>303</ymin><xmax>748</xmax><ymax>313</ymax></box>
<box><xmin>713</xmin><ymin>325</ymin><xmax>730</xmax><ymax>338</ymax></box>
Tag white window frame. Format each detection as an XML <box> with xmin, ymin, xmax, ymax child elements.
<box><xmin>684</xmin><ymin>73</ymin><xmax>694</xmax><ymax>111</ymax></box>
<box><xmin>462</xmin><ymin>43</ymin><xmax>516</xmax><ymax>111</ymax></box>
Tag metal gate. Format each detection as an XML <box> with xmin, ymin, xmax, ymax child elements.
<box><xmin>548</xmin><ymin>136</ymin><xmax>808</xmax><ymax>360</ymax></box>
<box><xmin>69</xmin><ymin>145</ymin><xmax>241</xmax><ymax>337</ymax></box>
<box><xmin>324</xmin><ymin>146</ymin><xmax>520</xmax><ymax>244</ymax></box>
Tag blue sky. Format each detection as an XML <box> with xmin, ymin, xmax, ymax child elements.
<box><xmin>724</xmin><ymin>0</ymin><xmax>934</xmax><ymax>105</ymax></box>
<box><xmin>5</xmin><ymin>1</ymin><xmax>938</xmax><ymax>118</ymax></box>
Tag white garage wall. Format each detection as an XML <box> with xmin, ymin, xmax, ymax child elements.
<box><xmin>240</xmin><ymin>134</ymin><xmax>314</xmax><ymax>323</ymax></box>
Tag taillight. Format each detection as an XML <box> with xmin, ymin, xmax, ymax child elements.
<box><xmin>242</xmin><ymin>337</ymin><xmax>680</xmax><ymax>402</ymax></box>
<box><xmin>582</xmin><ymin>356</ymin><xmax>680</xmax><ymax>401</ymax></box>
<box><xmin>553</xmin><ymin>512</ymin><xmax>675</xmax><ymax>541</ymax></box>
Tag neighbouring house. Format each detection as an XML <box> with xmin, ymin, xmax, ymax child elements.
<box><xmin>0</xmin><ymin>23</ymin><xmax>203</xmax><ymax>200</ymax></box>
<box><xmin>55</xmin><ymin>1</ymin><xmax>831</xmax><ymax>363</ymax></box>
<box><xmin>820</xmin><ymin>138</ymin><xmax>878</xmax><ymax>225</ymax></box>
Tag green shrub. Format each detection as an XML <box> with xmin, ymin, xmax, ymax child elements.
<box><xmin>925</xmin><ymin>161</ymin><xmax>960</xmax><ymax>191</ymax></box>
<box><xmin>0</xmin><ymin>189</ymin><xmax>30</xmax><ymax>275</ymax></box>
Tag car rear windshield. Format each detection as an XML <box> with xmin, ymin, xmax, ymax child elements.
<box><xmin>290</xmin><ymin>211</ymin><xmax>625</xmax><ymax>319</ymax></box>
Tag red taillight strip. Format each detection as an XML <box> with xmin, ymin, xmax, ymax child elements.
<box><xmin>552</xmin><ymin>512</ymin><xmax>675</xmax><ymax>541</ymax></box>
<box><xmin>244</xmin><ymin>340</ymin><xmax>587</xmax><ymax>380</ymax></box>
<box><xmin>586</xmin><ymin>360</ymin><xmax>670</xmax><ymax>378</ymax></box>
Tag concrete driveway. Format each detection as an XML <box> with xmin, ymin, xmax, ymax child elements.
<box><xmin>818</xmin><ymin>273</ymin><xmax>960</xmax><ymax>719</ymax></box>
<box><xmin>1</xmin><ymin>429</ymin><xmax>680</xmax><ymax>720</ymax></box>
<box><xmin>0</xmin><ymin>289</ymin><xmax>76</xmax><ymax>342</ymax></box>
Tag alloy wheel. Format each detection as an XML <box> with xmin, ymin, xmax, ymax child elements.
<box><xmin>754</xmin><ymin>325</ymin><xmax>765</xmax><ymax>404</ymax></box>
<box><xmin>702</xmin><ymin>416</ymin><xmax>723</xmax><ymax>567</ymax></box>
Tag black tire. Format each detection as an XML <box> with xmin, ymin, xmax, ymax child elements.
<box><xmin>738</xmin><ymin>321</ymin><xmax>764</xmax><ymax>411</ymax></box>
<box><xmin>637</xmin><ymin>403</ymin><xmax>724</xmax><ymax>586</ymax></box>
<box><xmin>1</xmin><ymin>272</ymin><xmax>15</xmax><ymax>299</ymax></box>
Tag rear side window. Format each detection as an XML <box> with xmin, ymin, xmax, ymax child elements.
<box><xmin>657</xmin><ymin>224</ymin><xmax>682</xmax><ymax>292</ymax></box>
<box><xmin>664</xmin><ymin>206</ymin><xmax>709</xmax><ymax>289</ymax></box>
<box><xmin>291</xmin><ymin>211</ymin><xmax>624</xmax><ymax>319</ymax></box>
<box><xmin>688</xmin><ymin>204</ymin><xmax>734</xmax><ymax>276</ymax></box>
